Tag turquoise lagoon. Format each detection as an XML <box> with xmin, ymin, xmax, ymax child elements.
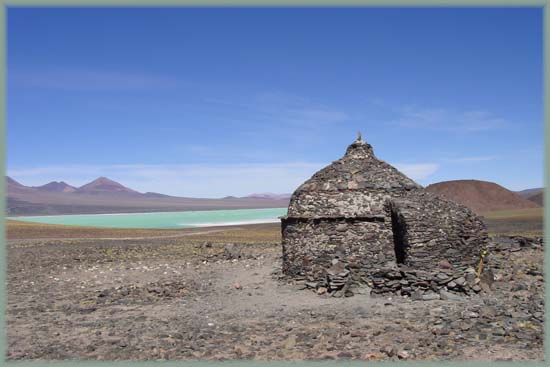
<box><xmin>9</xmin><ymin>207</ymin><xmax>288</xmax><ymax>229</ymax></box>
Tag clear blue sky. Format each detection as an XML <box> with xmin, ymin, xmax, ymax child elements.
<box><xmin>7</xmin><ymin>7</ymin><xmax>543</xmax><ymax>197</ymax></box>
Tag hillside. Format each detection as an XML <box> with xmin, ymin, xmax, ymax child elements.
<box><xmin>426</xmin><ymin>180</ymin><xmax>540</xmax><ymax>213</ymax></box>
<box><xmin>525</xmin><ymin>191</ymin><xmax>543</xmax><ymax>206</ymax></box>
<box><xmin>7</xmin><ymin>176</ymin><xmax>33</xmax><ymax>193</ymax></box>
<box><xmin>515</xmin><ymin>188</ymin><xmax>544</xmax><ymax>206</ymax></box>
<box><xmin>516</xmin><ymin>187</ymin><xmax>543</xmax><ymax>197</ymax></box>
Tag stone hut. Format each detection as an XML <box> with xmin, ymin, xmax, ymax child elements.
<box><xmin>281</xmin><ymin>134</ymin><xmax>489</xmax><ymax>297</ymax></box>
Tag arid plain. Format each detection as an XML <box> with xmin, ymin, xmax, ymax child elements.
<box><xmin>6</xmin><ymin>207</ymin><xmax>544</xmax><ymax>360</ymax></box>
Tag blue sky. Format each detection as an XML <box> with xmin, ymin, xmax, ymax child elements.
<box><xmin>7</xmin><ymin>7</ymin><xmax>543</xmax><ymax>197</ymax></box>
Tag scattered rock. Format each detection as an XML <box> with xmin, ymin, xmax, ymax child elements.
<box><xmin>380</xmin><ymin>345</ymin><xmax>396</xmax><ymax>357</ymax></box>
<box><xmin>224</xmin><ymin>244</ymin><xmax>241</xmax><ymax>260</ymax></box>
<box><xmin>454</xmin><ymin>277</ymin><xmax>466</xmax><ymax>287</ymax></box>
<box><xmin>438</xmin><ymin>260</ymin><xmax>453</xmax><ymax>269</ymax></box>
<box><xmin>283</xmin><ymin>335</ymin><xmax>296</xmax><ymax>350</ymax></box>
<box><xmin>479</xmin><ymin>270</ymin><xmax>495</xmax><ymax>290</ymax></box>
<box><xmin>305</xmin><ymin>281</ymin><xmax>318</xmax><ymax>289</ymax></box>
<box><xmin>422</xmin><ymin>293</ymin><xmax>440</xmax><ymax>301</ymax></box>
<box><xmin>317</xmin><ymin>287</ymin><xmax>327</xmax><ymax>295</ymax></box>
<box><xmin>397</xmin><ymin>350</ymin><xmax>411</xmax><ymax>359</ymax></box>
<box><xmin>439</xmin><ymin>290</ymin><xmax>462</xmax><ymax>301</ymax></box>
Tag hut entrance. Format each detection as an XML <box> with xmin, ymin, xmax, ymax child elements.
<box><xmin>390</xmin><ymin>205</ymin><xmax>408</xmax><ymax>264</ymax></box>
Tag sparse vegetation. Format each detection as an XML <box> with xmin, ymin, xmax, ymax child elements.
<box><xmin>481</xmin><ymin>208</ymin><xmax>543</xmax><ymax>236</ymax></box>
<box><xmin>7</xmin><ymin>219</ymin><xmax>281</xmax><ymax>244</ymax></box>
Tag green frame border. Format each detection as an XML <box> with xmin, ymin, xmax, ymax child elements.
<box><xmin>0</xmin><ymin>1</ymin><xmax>548</xmax><ymax>366</ymax></box>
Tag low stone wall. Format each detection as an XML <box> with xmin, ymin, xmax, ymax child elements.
<box><xmin>368</xmin><ymin>265</ymin><xmax>486</xmax><ymax>299</ymax></box>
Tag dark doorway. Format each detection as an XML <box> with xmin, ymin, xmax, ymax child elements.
<box><xmin>390</xmin><ymin>205</ymin><xmax>408</xmax><ymax>264</ymax></box>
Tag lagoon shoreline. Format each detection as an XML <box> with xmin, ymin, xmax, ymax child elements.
<box><xmin>8</xmin><ymin>207</ymin><xmax>288</xmax><ymax>230</ymax></box>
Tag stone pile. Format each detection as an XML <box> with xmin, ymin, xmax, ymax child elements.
<box><xmin>295</xmin><ymin>263</ymin><xmax>490</xmax><ymax>299</ymax></box>
<box><xmin>325</xmin><ymin>260</ymin><xmax>351</xmax><ymax>294</ymax></box>
<box><xmin>370</xmin><ymin>266</ymin><xmax>485</xmax><ymax>299</ymax></box>
<box><xmin>488</xmin><ymin>235</ymin><xmax>543</xmax><ymax>252</ymax></box>
<box><xmin>288</xmin><ymin>234</ymin><xmax>545</xmax><ymax>300</ymax></box>
<box><xmin>94</xmin><ymin>280</ymin><xmax>190</xmax><ymax>305</ymax></box>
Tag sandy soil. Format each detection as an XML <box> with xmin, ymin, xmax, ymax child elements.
<box><xmin>6</xmin><ymin>226</ymin><xmax>544</xmax><ymax>361</ymax></box>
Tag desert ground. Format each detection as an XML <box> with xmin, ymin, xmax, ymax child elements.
<box><xmin>5</xmin><ymin>209</ymin><xmax>544</xmax><ymax>361</ymax></box>
<box><xmin>481</xmin><ymin>208</ymin><xmax>544</xmax><ymax>236</ymax></box>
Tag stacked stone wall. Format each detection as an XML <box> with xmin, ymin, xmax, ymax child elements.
<box><xmin>281</xmin><ymin>217</ymin><xmax>393</xmax><ymax>280</ymax></box>
<box><xmin>389</xmin><ymin>193</ymin><xmax>488</xmax><ymax>272</ymax></box>
<box><xmin>288</xmin><ymin>189</ymin><xmax>407</xmax><ymax>217</ymax></box>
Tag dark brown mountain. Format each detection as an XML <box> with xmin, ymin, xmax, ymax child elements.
<box><xmin>525</xmin><ymin>191</ymin><xmax>543</xmax><ymax>206</ymax></box>
<box><xmin>426</xmin><ymin>180</ymin><xmax>540</xmax><ymax>213</ymax></box>
<box><xmin>516</xmin><ymin>187</ymin><xmax>543</xmax><ymax>198</ymax></box>
<box><xmin>515</xmin><ymin>188</ymin><xmax>544</xmax><ymax>206</ymax></box>
<box><xmin>34</xmin><ymin>181</ymin><xmax>77</xmax><ymax>193</ymax></box>
<box><xmin>76</xmin><ymin>177</ymin><xmax>139</xmax><ymax>194</ymax></box>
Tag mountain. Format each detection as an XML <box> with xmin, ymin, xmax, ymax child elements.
<box><xmin>7</xmin><ymin>175</ymin><xmax>542</xmax><ymax>216</ymax></box>
<box><xmin>7</xmin><ymin>176</ymin><xmax>23</xmax><ymax>187</ymax></box>
<box><xmin>516</xmin><ymin>187</ymin><xmax>543</xmax><ymax>198</ymax></box>
<box><xmin>6</xmin><ymin>176</ymin><xmax>33</xmax><ymax>193</ymax></box>
<box><xmin>6</xmin><ymin>176</ymin><xmax>291</xmax><ymax>216</ymax></box>
<box><xmin>142</xmin><ymin>192</ymin><xmax>173</xmax><ymax>198</ymax></box>
<box><xmin>76</xmin><ymin>177</ymin><xmax>139</xmax><ymax>194</ymax></box>
<box><xmin>515</xmin><ymin>187</ymin><xmax>544</xmax><ymax>206</ymax></box>
<box><xmin>33</xmin><ymin>181</ymin><xmax>77</xmax><ymax>193</ymax></box>
<box><xmin>244</xmin><ymin>192</ymin><xmax>292</xmax><ymax>200</ymax></box>
<box><xmin>525</xmin><ymin>191</ymin><xmax>543</xmax><ymax>206</ymax></box>
<box><xmin>426</xmin><ymin>180</ymin><xmax>540</xmax><ymax>213</ymax></box>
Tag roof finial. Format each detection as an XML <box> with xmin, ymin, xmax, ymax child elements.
<box><xmin>357</xmin><ymin>131</ymin><xmax>362</xmax><ymax>142</ymax></box>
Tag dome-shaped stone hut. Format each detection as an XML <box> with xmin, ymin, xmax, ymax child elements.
<box><xmin>281</xmin><ymin>134</ymin><xmax>488</xmax><ymax>297</ymax></box>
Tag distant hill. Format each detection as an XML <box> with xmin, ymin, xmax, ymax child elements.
<box><xmin>142</xmin><ymin>192</ymin><xmax>173</xmax><ymax>198</ymax></box>
<box><xmin>6</xmin><ymin>176</ymin><xmax>32</xmax><ymax>193</ymax></box>
<box><xmin>76</xmin><ymin>177</ymin><xmax>139</xmax><ymax>194</ymax></box>
<box><xmin>244</xmin><ymin>192</ymin><xmax>292</xmax><ymax>200</ymax></box>
<box><xmin>33</xmin><ymin>181</ymin><xmax>77</xmax><ymax>193</ymax></box>
<box><xmin>515</xmin><ymin>187</ymin><xmax>544</xmax><ymax>206</ymax></box>
<box><xmin>426</xmin><ymin>180</ymin><xmax>540</xmax><ymax>213</ymax></box>
<box><xmin>525</xmin><ymin>191</ymin><xmax>543</xmax><ymax>206</ymax></box>
<box><xmin>6</xmin><ymin>176</ymin><xmax>290</xmax><ymax>216</ymax></box>
<box><xmin>7</xmin><ymin>176</ymin><xmax>23</xmax><ymax>187</ymax></box>
<box><xmin>516</xmin><ymin>187</ymin><xmax>543</xmax><ymax>197</ymax></box>
<box><xmin>8</xmin><ymin>174</ymin><xmax>542</xmax><ymax>216</ymax></box>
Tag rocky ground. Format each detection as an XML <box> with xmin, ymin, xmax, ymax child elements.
<box><xmin>6</xmin><ymin>227</ymin><xmax>544</xmax><ymax>361</ymax></box>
